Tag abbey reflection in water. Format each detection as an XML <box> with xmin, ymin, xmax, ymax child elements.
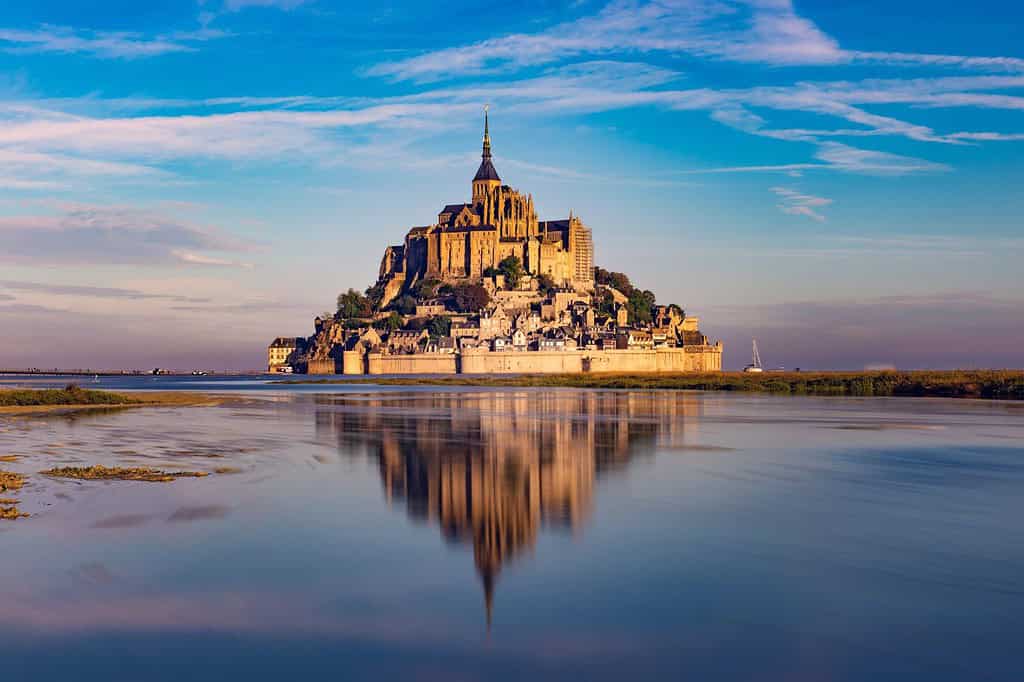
<box><xmin>313</xmin><ymin>391</ymin><xmax>704</xmax><ymax>623</ymax></box>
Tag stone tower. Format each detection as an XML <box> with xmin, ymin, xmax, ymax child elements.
<box><xmin>616</xmin><ymin>304</ymin><xmax>629</xmax><ymax>328</ymax></box>
<box><xmin>472</xmin><ymin>106</ymin><xmax>501</xmax><ymax>203</ymax></box>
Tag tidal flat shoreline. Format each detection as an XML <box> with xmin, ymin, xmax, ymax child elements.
<box><xmin>277</xmin><ymin>370</ymin><xmax>1024</xmax><ymax>400</ymax></box>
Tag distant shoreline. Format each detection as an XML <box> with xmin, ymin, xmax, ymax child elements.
<box><xmin>274</xmin><ymin>370</ymin><xmax>1024</xmax><ymax>400</ymax></box>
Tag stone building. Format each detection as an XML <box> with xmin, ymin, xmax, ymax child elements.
<box><xmin>376</xmin><ymin>111</ymin><xmax>595</xmax><ymax>307</ymax></box>
<box><xmin>267</xmin><ymin>337</ymin><xmax>305</xmax><ymax>372</ymax></box>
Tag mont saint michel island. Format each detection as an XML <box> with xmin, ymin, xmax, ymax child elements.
<box><xmin>268</xmin><ymin>113</ymin><xmax>723</xmax><ymax>376</ymax></box>
<box><xmin>4</xmin><ymin>3</ymin><xmax>1024</xmax><ymax>680</ymax></box>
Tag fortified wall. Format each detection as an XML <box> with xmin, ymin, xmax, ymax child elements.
<box><xmin>309</xmin><ymin>346</ymin><xmax>722</xmax><ymax>376</ymax></box>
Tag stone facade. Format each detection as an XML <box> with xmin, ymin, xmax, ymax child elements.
<box><xmin>267</xmin><ymin>337</ymin><xmax>304</xmax><ymax>372</ymax></box>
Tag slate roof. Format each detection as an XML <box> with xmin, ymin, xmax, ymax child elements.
<box><xmin>538</xmin><ymin>219</ymin><xmax>571</xmax><ymax>231</ymax></box>
<box><xmin>473</xmin><ymin>157</ymin><xmax>501</xmax><ymax>182</ymax></box>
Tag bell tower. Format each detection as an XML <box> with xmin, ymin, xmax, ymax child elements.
<box><xmin>472</xmin><ymin>105</ymin><xmax>501</xmax><ymax>203</ymax></box>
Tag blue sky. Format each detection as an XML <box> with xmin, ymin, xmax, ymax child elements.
<box><xmin>0</xmin><ymin>0</ymin><xmax>1022</xmax><ymax>370</ymax></box>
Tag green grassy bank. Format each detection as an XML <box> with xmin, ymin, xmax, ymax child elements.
<box><xmin>279</xmin><ymin>370</ymin><xmax>1024</xmax><ymax>400</ymax></box>
<box><xmin>0</xmin><ymin>385</ymin><xmax>140</xmax><ymax>407</ymax></box>
<box><xmin>0</xmin><ymin>386</ymin><xmax>220</xmax><ymax>413</ymax></box>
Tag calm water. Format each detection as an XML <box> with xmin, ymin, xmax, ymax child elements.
<box><xmin>1</xmin><ymin>377</ymin><xmax>1023</xmax><ymax>681</ymax></box>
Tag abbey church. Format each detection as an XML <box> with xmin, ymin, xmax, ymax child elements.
<box><xmin>376</xmin><ymin>110</ymin><xmax>594</xmax><ymax>307</ymax></box>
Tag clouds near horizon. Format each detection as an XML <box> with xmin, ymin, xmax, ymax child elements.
<box><xmin>0</xmin><ymin>203</ymin><xmax>256</xmax><ymax>267</ymax></box>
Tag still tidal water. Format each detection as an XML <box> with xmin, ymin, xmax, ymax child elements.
<box><xmin>2</xmin><ymin>378</ymin><xmax>1023</xmax><ymax>681</ymax></box>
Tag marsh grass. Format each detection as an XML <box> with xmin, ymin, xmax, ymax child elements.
<box><xmin>280</xmin><ymin>370</ymin><xmax>1024</xmax><ymax>400</ymax></box>
<box><xmin>0</xmin><ymin>470</ymin><xmax>25</xmax><ymax>491</ymax></box>
<box><xmin>1</xmin><ymin>505</ymin><xmax>28</xmax><ymax>520</ymax></box>
<box><xmin>0</xmin><ymin>385</ymin><xmax>138</xmax><ymax>407</ymax></box>
<box><xmin>41</xmin><ymin>465</ymin><xmax>209</xmax><ymax>483</ymax></box>
<box><xmin>0</xmin><ymin>471</ymin><xmax>27</xmax><ymax>519</ymax></box>
<box><xmin>0</xmin><ymin>387</ymin><xmax>221</xmax><ymax>414</ymax></box>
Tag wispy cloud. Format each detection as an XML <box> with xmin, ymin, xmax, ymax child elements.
<box><xmin>172</xmin><ymin>250</ymin><xmax>254</xmax><ymax>268</ymax></box>
<box><xmin>813</xmin><ymin>142</ymin><xmax>949</xmax><ymax>175</ymax></box>
<box><xmin>367</xmin><ymin>0</ymin><xmax>844</xmax><ymax>81</ymax></box>
<box><xmin>221</xmin><ymin>0</ymin><xmax>311</xmax><ymax>10</ymax></box>
<box><xmin>673</xmin><ymin>142</ymin><xmax>949</xmax><ymax>177</ymax></box>
<box><xmin>0</xmin><ymin>25</ymin><xmax>226</xmax><ymax>59</ymax></box>
<box><xmin>0</xmin><ymin>203</ymin><xmax>257</xmax><ymax>267</ymax></box>
<box><xmin>0</xmin><ymin>103</ymin><xmax>476</xmax><ymax>162</ymax></box>
<box><xmin>0</xmin><ymin>63</ymin><xmax>1013</xmax><ymax>181</ymax></box>
<box><xmin>369</xmin><ymin>0</ymin><xmax>1023</xmax><ymax>82</ymax></box>
<box><xmin>0</xmin><ymin>280</ymin><xmax>210</xmax><ymax>303</ymax></box>
<box><xmin>0</xmin><ymin>11</ymin><xmax>1019</xmax><ymax>191</ymax></box>
<box><xmin>751</xmin><ymin>233</ymin><xmax>1024</xmax><ymax>260</ymax></box>
<box><xmin>771</xmin><ymin>186</ymin><xmax>832</xmax><ymax>221</ymax></box>
<box><xmin>675</xmin><ymin>163</ymin><xmax>826</xmax><ymax>174</ymax></box>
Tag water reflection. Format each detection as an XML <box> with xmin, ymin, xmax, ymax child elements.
<box><xmin>313</xmin><ymin>390</ymin><xmax>702</xmax><ymax>623</ymax></box>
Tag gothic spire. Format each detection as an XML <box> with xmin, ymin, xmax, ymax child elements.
<box><xmin>473</xmin><ymin>105</ymin><xmax>501</xmax><ymax>183</ymax></box>
<box><xmin>483</xmin><ymin>104</ymin><xmax>491</xmax><ymax>159</ymax></box>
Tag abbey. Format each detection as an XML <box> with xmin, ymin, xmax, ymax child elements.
<box><xmin>376</xmin><ymin>110</ymin><xmax>594</xmax><ymax>307</ymax></box>
<box><xmin>268</xmin><ymin>112</ymin><xmax>723</xmax><ymax>376</ymax></box>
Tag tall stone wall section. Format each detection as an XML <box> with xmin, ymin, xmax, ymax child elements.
<box><xmin>461</xmin><ymin>349</ymin><xmax>584</xmax><ymax>374</ymax></box>
<box><xmin>307</xmin><ymin>358</ymin><xmax>339</xmax><ymax>374</ymax></box>
<box><xmin>342</xmin><ymin>351</ymin><xmax>365</xmax><ymax>375</ymax></box>
<box><xmin>366</xmin><ymin>353</ymin><xmax>458</xmax><ymax>375</ymax></box>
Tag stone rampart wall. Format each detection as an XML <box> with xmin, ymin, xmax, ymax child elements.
<box><xmin>313</xmin><ymin>346</ymin><xmax>721</xmax><ymax>375</ymax></box>
<box><xmin>307</xmin><ymin>358</ymin><xmax>339</xmax><ymax>374</ymax></box>
<box><xmin>461</xmin><ymin>347</ymin><xmax>721</xmax><ymax>374</ymax></box>
<box><xmin>366</xmin><ymin>353</ymin><xmax>458</xmax><ymax>375</ymax></box>
<box><xmin>461</xmin><ymin>349</ymin><xmax>584</xmax><ymax>374</ymax></box>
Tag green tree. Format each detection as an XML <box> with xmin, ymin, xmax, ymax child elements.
<box><xmin>482</xmin><ymin>266</ymin><xmax>501</xmax><ymax>278</ymax></box>
<box><xmin>427</xmin><ymin>315</ymin><xmax>452</xmax><ymax>339</ymax></box>
<box><xmin>336</xmin><ymin>288</ymin><xmax>371</xmax><ymax>319</ymax></box>
<box><xmin>627</xmin><ymin>289</ymin><xmax>656</xmax><ymax>324</ymax></box>
<box><xmin>412</xmin><ymin>278</ymin><xmax>441</xmax><ymax>299</ymax></box>
<box><xmin>593</xmin><ymin>266</ymin><xmax>634</xmax><ymax>297</ymax></box>
<box><xmin>375</xmin><ymin>311</ymin><xmax>403</xmax><ymax>332</ymax></box>
<box><xmin>393</xmin><ymin>295</ymin><xmax>417</xmax><ymax>316</ymax></box>
<box><xmin>364</xmin><ymin>284</ymin><xmax>385</xmax><ymax>311</ymax></box>
<box><xmin>404</xmin><ymin>317</ymin><xmax>427</xmax><ymax>332</ymax></box>
<box><xmin>595</xmin><ymin>289</ymin><xmax>616</xmax><ymax>318</ymax></box>
<box><xmin>451</xmin><ymin>283</ymin><xmax>490</xmax><ymax>313</ymax></box>
<box><xmin>498</xmin><ymin>256</ymin><xmax>525</xmax><ymax>289</ymax></box>
<box><xmin>536</xmin><ymin>273</ymin><xmax>556</xmax><ymax>295</ymax></box>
